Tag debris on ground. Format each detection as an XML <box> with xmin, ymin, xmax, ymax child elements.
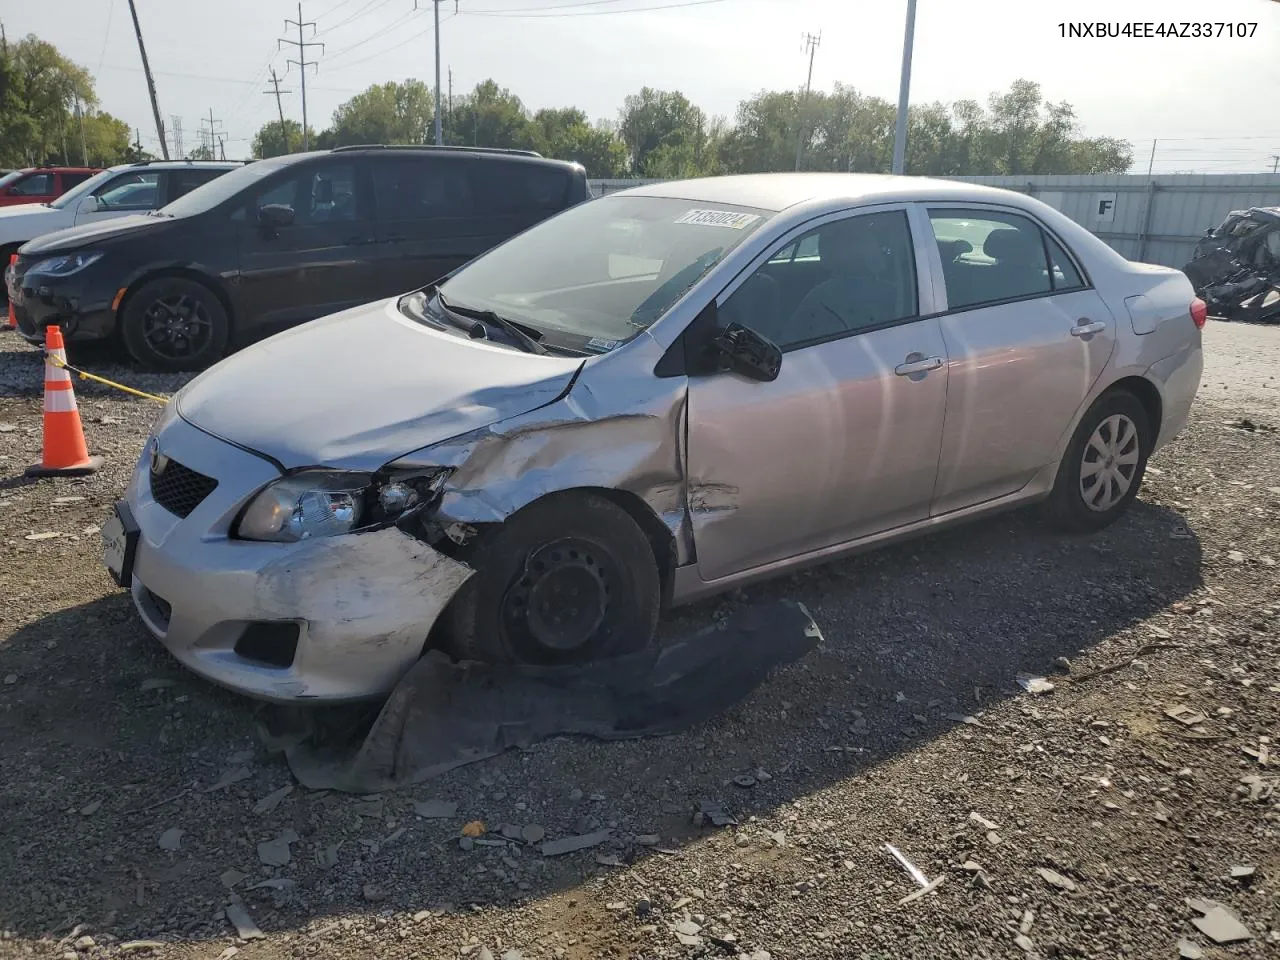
<box><xmin>1035</xmin><ymin>867</ymin><xmax>1077</xmax><ymax>892</ymax></box>
<box><xmin>251</xmin><ymin>784</ymin><xmax>293</xmax><ymax>814</ymax></box>
<box><xmin>256</xmin><ymin>829</ymin><xmax>298</xmax><ymax>867</ymax></box>
<box><xmin>223</xmin><ymin>903</ymin><xmax>264</xmax><ymax>941</ymax></box>
<box><xmin>156</xmin><ymin>828</ymin><xmax>182</xmax><ymax>852</ymax></box>
<box><xmin>884</xmin><ymin>844</ymin><xmax>930</xmax><ymax>887</ymax></box>
<box><xmin>1015</xmin><ymin>672</ymin><xmax>1055</xmax><ymax>695</ymax></box>
<box><xmin>539</xmin><ymin>830</ymin><xmax>611</xmax><ymax>857</ymax></box>
<box><xmin>1186</xmin><ymin>898</ymin><xmax>1253</xmax><ymax>944</ymax></box>
<box><xmin>413</xmin><ymin>799</ymin><xmax>458</xmax><ymax>819</ymax></box>
<box><xmin>278</xmin><ymin>601</ymin><xmax>821</xmax><ymax>792</ymax></box>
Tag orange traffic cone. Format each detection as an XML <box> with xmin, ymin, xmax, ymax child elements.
<box><xmin>5</xmin><ymin>254</ymin><xmax>16</xmax><ymax>330</ymax></box>
<box><xmin>25</xmin><ymin>325</ymin><xmax>104</xmax><ymax>477</ymax></box>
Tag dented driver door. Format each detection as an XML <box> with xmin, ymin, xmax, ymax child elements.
<box><xmin>685</xmin><ymin>206</ymin><xmax>949</xmax><ymax>584</ymax></box>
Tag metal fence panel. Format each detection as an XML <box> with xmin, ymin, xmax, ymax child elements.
<box><xmin>588</xmin><ymin>174</ymin><xmax>1280</xmax><ymax>268</ymax></box>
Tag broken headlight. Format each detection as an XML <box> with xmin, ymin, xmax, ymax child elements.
<box><xmin>235</xmin><ymin>469</ymin><xmax>449</xmax><ymax>543</ymax></box>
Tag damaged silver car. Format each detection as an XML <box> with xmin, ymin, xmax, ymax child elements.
<box><xmin>102</xmin><ymin>174</ymin><xmax>1205</xmax><ymax>701</ymax></box>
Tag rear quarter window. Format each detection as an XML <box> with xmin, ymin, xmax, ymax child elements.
<box><xmin>471</xmin><ymin>160</ymin><xmax>573</xmax><ymax>217</ymax></box>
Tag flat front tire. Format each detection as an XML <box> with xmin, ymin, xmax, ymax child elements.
<box><xmin>444</xmin><ymin>492</ymin><xmax>661</xmax><ymax>665</ymax></box>
<box><xmin>1044</xmin><ymin>389</ymin><xmax>1152</xmax><ymax>532</ymax></box>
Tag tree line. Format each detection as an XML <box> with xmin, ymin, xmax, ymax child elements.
<box><xmin>258</xmin><ymin>75</ymin><xmax>1132</xmax><ymax>178</ymax></box>
<box><xmin>0</xmin><ymin>32</ymin><xmax>1133</xmax><ymax>179</ymax></box>
<box><xmin>0</xmin><ymin>36</ymin><xmax>143</xmax><ymax>169</ymax></box>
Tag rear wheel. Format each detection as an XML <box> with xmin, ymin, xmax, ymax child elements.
<box><xmin>1043</xmin><ymin>389</ymin><xmax>1152</xmax><ymax>532</ymax></box>
<box><xmin>444</xmin><ymin>492</ymin><xmax>661</xmax><ymax>665</ymax></box>
<box><xmin>120</xmin><ymin>276</ymin><xmax>230</xmax><ymax>372</ymax></box>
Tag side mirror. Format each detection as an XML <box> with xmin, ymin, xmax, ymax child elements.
<box><xmin>79</xmin><ymin>195</ymin><xmax>103</xmax><ymax>213</ymax></box>
<box><xmin>713</xmin><ymin>322</ymin><xmax>782</xmax><ymax>382</ymax></box>
<box><xmin>259</xmin><ymin>203</ymin><xmax>295</xmax><ymax>230</ymax></box>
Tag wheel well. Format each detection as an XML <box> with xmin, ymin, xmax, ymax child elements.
<box><xmin>114</xmin><ymin>268</ymin><xmax>235</xmax><ymax>339</ymax></box>
<box><xmin>1106</xmin><ymin>376</ymin><xmax>1163</xmax><ymax>437</ymax></box>
<box><xmin>422</xmin><ymin>485</ymin><xmax>678</xmax><ymax>657</ymax></box>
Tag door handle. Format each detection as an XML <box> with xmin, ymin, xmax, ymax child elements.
<box><xmin>1070</xmin><ymin>319</ymin><xmax>1106</xmax><ymax>337</ymax></box>
<box><xmin>894</xmin><ymin>355</ymin><xmax>944</xmax><ymax>377</ymax></box>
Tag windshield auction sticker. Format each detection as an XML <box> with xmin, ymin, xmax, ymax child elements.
<box><xmin>675</xmin><ymin>209</ymin><xmax>762</xmax><ymax>230</ymax></box>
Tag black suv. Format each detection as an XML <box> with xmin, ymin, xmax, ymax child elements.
<box><xmin>8</xmin><ymin>146</ymin><xmax>590</xmax><ymax>370</ymax></box>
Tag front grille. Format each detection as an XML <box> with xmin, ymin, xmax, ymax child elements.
<box><xmin>151</xmin><ymin>458</ymin><xmax>218</xmax><ymax>518</ymax></box>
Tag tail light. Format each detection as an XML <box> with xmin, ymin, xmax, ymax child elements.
<box><xmin>1190</xmin><ymin>297</ymin><xmax>1207</xmax><ymax>329</ymax></box>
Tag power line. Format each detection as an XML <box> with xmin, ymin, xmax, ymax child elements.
<box><xmin>465</xmin><ymin>0</ymin><xmax>729</xmax><ymax>13</ymax></box>
<box><xmin>280</xmin><ymin>3</ymin><xmax>324</xmax><ymax>151</ymax></box>
<box><xmin>463</xmin><ymin>0</ymin><xmax>732</xmax><ymax>16</ymax></box>
<box><xmin>317</xmin><ymin>0</ymin><xmax>397</xmax><ymax>34</ymax></box>
<box><xmin>95</xmin><ymin>0</ymin><xmax>116</xmax><ymax>73</ymax></box>
<box><xmin>322</xmin><ymin>10</ymin><xmax>454</xmax><ymax>71</ymax></box>
<box><xmin>326</xmin><ymin>9</ymin><xmax>418</xmax><ymax>59</ymax></box>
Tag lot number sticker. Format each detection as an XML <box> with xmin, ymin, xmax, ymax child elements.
<box><xmin>675</xmin><ymin>209</ymin><xmax>761</xmax><ymax>229</ymax></box>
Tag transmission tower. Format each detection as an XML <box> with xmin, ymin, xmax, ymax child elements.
<box><xmin>280</xmin><ymin>3</ymin><xmax>323</xmax><ymax>151</ymax></box>
<box><xmin>170</xmin><ymin>115</ymin><xmax>184</xmax><ymax>157</ymax></box>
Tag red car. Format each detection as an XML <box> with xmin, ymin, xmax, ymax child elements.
<box><xmin>0</xmin><ymin>166</ymin><xmax>103</xmax><ymax>206</ymax></box>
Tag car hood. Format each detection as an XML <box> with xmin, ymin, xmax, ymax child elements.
<box><xmin>176</xmin><ymin>298</ymin><xmax>584</xmax><ymax>472</ymax></box>
<box><xmin>20</xmin><ymin>213</ymin><xmax>166</xmax><ymax>254</ymax></box>
<box><xmin>0</xmin><ymin>202</ymin><xmax>58</xmax><ymax>220</ymax></box>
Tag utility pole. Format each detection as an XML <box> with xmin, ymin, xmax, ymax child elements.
<box><xmin>1271</xmin><ymin>154</ymin><xmax>1279</xmax><ymax>175</ymax></box>
<box><xmin>263</xmin><ymin>67</ymin><xmax>294</xmax><ymax>154</ymax></box>
<box><xmin>281</xmin><ymin>3</ymin><xmax>322</xmax><ymax>151</ymax></box>
<box><xmin>1</xmin><ymin>22</ymin><xmax>8</xmax><ymax>58</ymax></box>
<box><xmin>448</xmin><ymin>66</ymin><xmax>453</xmax><ymax>139</ymax></box>
<box><xmin>1147</xmin><ymin>139</ymin><xmax>1158</xmax><ymax>177</ymax></box>
<box><xmin>891</xmin><ymin>0</ymin><xmax>918</xmax><ymax>175</ymax></box>
<box><xmin>417</xmin><ymin>0</ymin><xmax>458</xmax><ymax>146</ymax></box>
<box><xmin>794</xmin><ymin>30</ymin><xmax>820</xmax><ymax>172</ymax></box>
<box><xmin>218</xmin><ymin>136</ymin><xmax>226</xmax><ymax>162</ymax></box>
<box><xmin>74</xmin><ymin>95</ymin><xmax>89</xmax><ymax>166</ymax></box>
<box><xmin>126</xmin><ymin>0</ymin><xmax>169</xmax><ymax>160</ymax></box>
<box><xmin>170</xmin><ymin>115</ymin><xmax>183</xmax><ymax>158</ymax></box>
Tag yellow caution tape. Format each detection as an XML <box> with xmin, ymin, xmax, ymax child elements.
<box><xmin>43</xmin><ymin>350</ymin><xmax>169</xmax><ymax>405</ymax></box>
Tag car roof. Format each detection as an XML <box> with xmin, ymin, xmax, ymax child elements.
<box><xmin>266</xmin><ymin>146</ymin><xmax>582</xmax><ymax>172</ymax></box>
<box><xmin>618</xmin><ymin>173</ymin><xmax>1045</xmax><ymax>213</ymax></box>
<box><xmin>104</xmin><ymin>160</ymin><xmax>244</xmax><ymax>172</ymax></box>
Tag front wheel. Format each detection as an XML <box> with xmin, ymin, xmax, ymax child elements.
<box><xmin>443</xmin><ymin>492</ymin><xmax>661</xmax><ymax>665</ymax></box>
<box><xmin>120</xmin><ymin>277</ymin><xmax>230</xmax><ymax>372</ymax></box>
<box><xmin>1043</xmin><ymin>389</ymin><xmax>1152</xmax><ymax>532</ymax></box>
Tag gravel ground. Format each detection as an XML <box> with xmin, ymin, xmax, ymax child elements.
<box><xmin>1</xmin><ymin>322</ymin><xmax>1278</xmax><ymax>960</ymax></box>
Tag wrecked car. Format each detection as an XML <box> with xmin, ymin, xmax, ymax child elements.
<box><xmin>102</xmin><ymin>174</ymin><xmax>1205</xmax><ymax>702</ymax></box>
<box><xmin>1182</xmin><ymin>206</ymin><xmax>1280</xmax><ymax>324</ymax></box>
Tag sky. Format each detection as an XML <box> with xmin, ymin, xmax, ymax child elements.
<box><xmin>6</xmin><ymin>0</ymin><xmax>1280</xmax><ymax>173</ymax></box>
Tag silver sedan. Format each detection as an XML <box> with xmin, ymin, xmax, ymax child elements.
<box><xmin>102</xmin><ymin>174</ymin><xmax>1205</xmax><ymax>701</ymax></box>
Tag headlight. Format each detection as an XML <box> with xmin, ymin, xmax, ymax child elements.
<box><xmin>25</xmin><ymin>251</ymin><xmax>104</xmax><ymax>277</ymax></box>
<box><xmin>234</xmin><ymin>469</ymin><xmax>449</xmax><ymax>543</ymax></box>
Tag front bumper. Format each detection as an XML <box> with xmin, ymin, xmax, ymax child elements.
<box><xmin>7</xmin><ymin>257</ymin><xmax>118</xmax><ymax>343</ymax></box>
<box><xmin>121</xmin><ymin>413</ymin><xmax>473</xmax><ymax>702</ymax></box>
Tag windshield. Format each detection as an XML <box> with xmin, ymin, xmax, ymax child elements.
<box><xmin>48</xmin><ymin>168</ymin><xmax>118</xmax><ymax>209</ymax></box>
<box><xmin>159</xmin><ymin>160</ymin><xmax>283</xmax><ymax>217</ymax></box>
<box><xmin>435</xmin><ymin>195</ymin><xmax>772</xmax><ymax>349</ymax></box>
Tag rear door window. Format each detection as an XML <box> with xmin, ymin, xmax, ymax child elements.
<box><xmin>167</xmin><ymin>168</ymin><xmax>227</xmax><ymax>203</ymax></box>
<box><xmin>95</xmin><ymin>172</ymin><xmax>162</xmax><ymax>210</ymax></box>
<box><xmin>372</xmin><ymin>157</ymin><xmax>475</xmax><ymax>219</ymax></box>
<box><xmin>9</xmin><ymin>172</ymin><xmax>56</xmax><ymax>197</ymax></box>
<box><xmin>929</xmin><ymin>210</ymin><xmax>1054</xmax><ymax>309</ymax></box>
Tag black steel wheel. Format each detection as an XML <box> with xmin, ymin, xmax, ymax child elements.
<box><xmin>121</xmin><ymin>276</ymin><xmax>230</xmax><ymax>372</ymax></box>
<box><xmin>444</xmin><ymin>492</ymin><xmax>661</xmax><ymax>665</ymax></box>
